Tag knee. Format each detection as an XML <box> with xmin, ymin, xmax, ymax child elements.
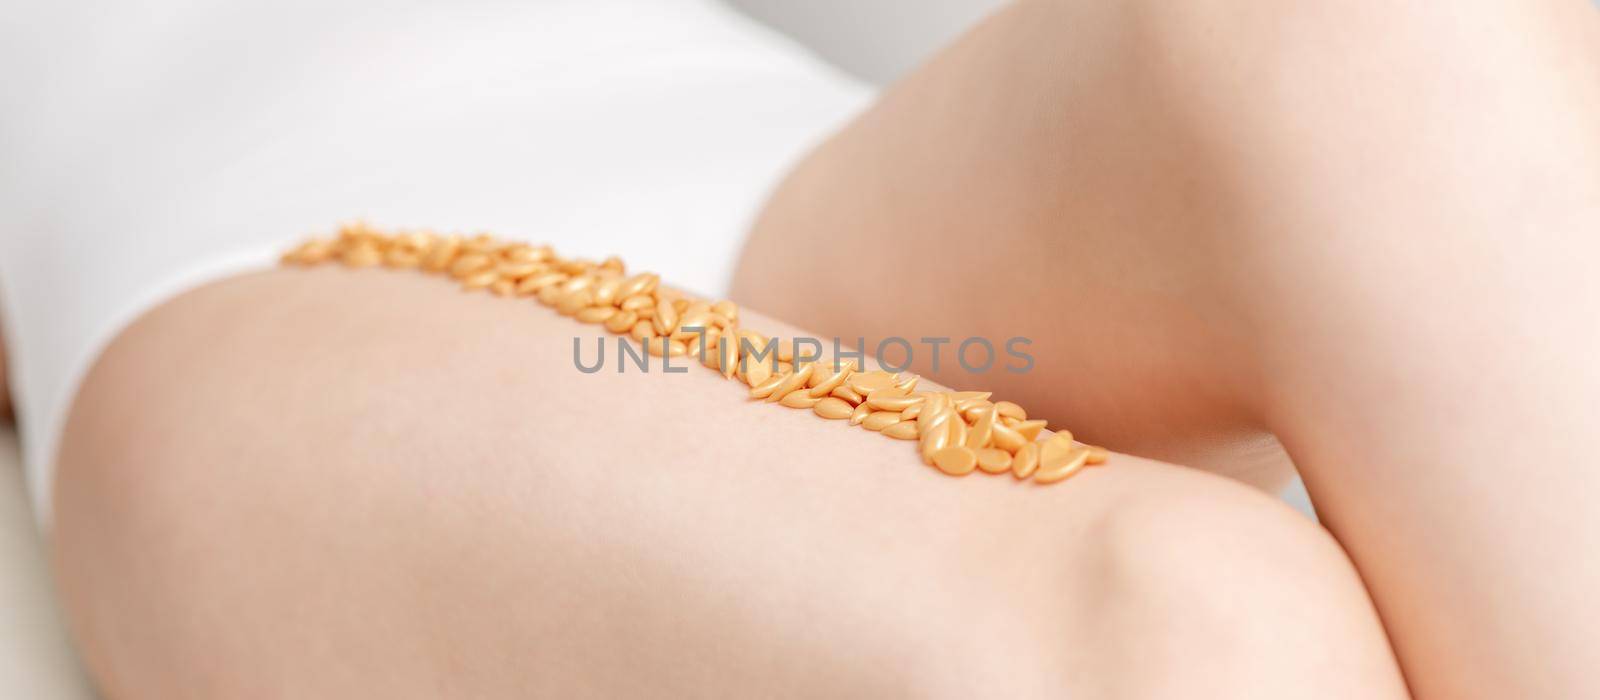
<box><xmin>1095</xmin><ymin>484</ymin><xmax>1354</xmax><ymax>616</ymax></box>
<box><xmin>1078</xmin><ymin>478</ymin><xmax>1408</xmax><ymax>697</ymax></box>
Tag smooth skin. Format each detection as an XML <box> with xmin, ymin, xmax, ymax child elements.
<box><xmin>52</xmin><ymin>268</ymin><xmax>1403</xmax><ymax>698</ymax></box>
<box><xmin>37</xmin><ymin>0</ymin><xmax>1600</xmax><ymax>697</ymax></box>
<box><xmin>735</xmin><ymin>0</ymin><xmax>1600</xmax><ymax>697</ymax></box>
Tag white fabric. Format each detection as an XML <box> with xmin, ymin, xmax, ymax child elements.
<box><xmin>0</xmin><ymin>426</ymin><xmax>94</xmax><ymax>697</ymax></box>
<box><xmin>0</xmin><ymin>0</ymin><xmax>872</xmax><ymax>525</ymax></box>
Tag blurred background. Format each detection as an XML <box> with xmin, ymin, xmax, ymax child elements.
<box><xmin>729</xmin><ymin>0</ymin><xmax>1004</xmax><ymax>84</ymax></box>
<box><xmin>0</xmin><ymin>1</ymin><xmax>1311</xmax><ymax>696</ymax></box>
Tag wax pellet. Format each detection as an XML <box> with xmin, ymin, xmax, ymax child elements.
<box><xmin>671</xmin><ymin>311</ymin><xmax>713</xmax><ymax>341</ymax></box>
<box><xmin>966</xmin><ymin>407</ymin><xmax>995</xmax><ymax>449</ymax></box>
<box><xmin>280</xmin><ymin>228</ymin><xmax>1103</xmax><ymax>490</ymax></box>
<box><xmin>517</xmin><ymin>272</ymin><xmax>566</xmax><ymax>295</ymax></box>
<box><xmin>975</xmin><ymin>448</ymin><xmax>1012</xmax><ymax>474</ymax></box>
<box><xmin>749</xmin><ymin>372</ymin><xmax>786</xmax><ymax>399</ymax></box>
<box><xmin>737</xmin><ymin>330</ymin><xmax>770</xmax><ymax>352</ymax></box>
<box><xmin>766</xmin><ymin>364</ymin><xmax>815</xmax><ymax>403</ymax></box>
<box><xmin>497</xmin><ymin>261</ymin><xmax>542</xmax><ymax>278</ymax></box>
<box><xmin>1035</xmin><ymin>446</ymin><xmax>1091</xmax><ymax>485</ymax></box>
<box><xmin>718</xmin><ymin>336</ymin><xmax>739</xmax><ymax>380</ymax></box>
<box><xmin>807</xmin><ymin>366</ymin><xmax>852</xmax><ymax>398</ymax></box>
<box><xmin>917</xmin><ymin>404</ymin><xmax>954</xmax><ymax>439</ymax></box>
<box><xmin>814</xmin><ymin>397</ymin><xmax>854</xmax><ymax>420</ymax></box>
<box><xmin>557</xmin><ymin>274</ymin><xmax>596</xmax><ymax>298</ymax></box>
<box><xmin>961</xmin><ymin>400</ymin><xmax>996</xmax><ymax>422</ymax></box>
<box><xmin>461</xmin><ymin>269</ymin><xmax>498</xmax><ymax>290</ymax></box>
<box><xmin>921</xmin><ymin>420</ymin><xmax>953</xmax><ymax>464</ymax></box>
<box><xmin>932</xmin><ymin>446</ymin><xmax>978</xmax><ymax>476</ymax></box>
<box><xmin>576</xmin><ymin>306</ymin><xmax>615</xmax><ymax>324</ymax></box>
<box><xmin>617</xmin><ymin>273</ymin><xmax>658</xmax><ymax>298</ymax></box>
<box><xmin>866</xmin><ymin>388</ymin><xmax>921</xmax><ymax>412</ymax></box>
<box><xmin>990</xmin><ymin>420</ymin><xmax>1026</xmax><ymax>452</ymax></box>
<box><xmin>593</xmin><ymin>276</ymin><xmax>625</xmax><ymax>306</ymax></box>
<box><xmin>881</xmin><ymin>422</ymin><xmax>919</xmax><ymax>440</ymax></box>
<box><xmin>1012</xmin><ymin>443</ymin><xmax>1040</xmax><ymax>479</ymax></box>
<box><xmin>630</xmin><ymin>320</ymin><xmax>654</xmax><ymax>342</ymax></box>
<box><xmin>604</xmin><ymin>309</ymin><xmax>638</xmax><ymax>334</ymax></box>
<box><xmin>449</xmin><ymin>252</ymin><xmax>490</xmax><ymax>278</ymax></box>
<box><xmin>556</xmin><ymin>289</ymin><xmax>594</xmax><ymax>316</ymax></box>
<box><xmin>954</xmin><ymin>396</ymin><xmax>989</xmax><ymax>415</ymax></box>
<box><xmin>422</xmin><ymin>236</ymin><xmax>461</xmax><ymax>271</ymax></box>
<box><xmin>862</xmin><ymin>411</ymin><xmax>902</xmax><ymax>431</ymax></box>
<box><xmin>845</xmin><ymin>371</ymin><xmax>896</xmax><ymax>395</ymax></box>
<box><xmin>946</xmin><ymin>413</ymin><xmax>968</xmax><ymax>448</ymax></box>
<box><xmin>652</xmin><ymin>297</ymin><xmax>679</xmax><ymax>336</ymax></box>
<box><xmin>849</xmin><ymin>402</ymin><xmax>872</xmax><ymax>425</ymax></box>
<box><xmin>645</xmin><ymin>337</ymin><xmax>682</xmax><ymax>358</ymax></box>
<box><xmin>901</xmin><ymin>400</ymin><xmax>924</xmax><ymax>421</ymax></box>
<box><xmin>711</xmin><ymin>300</ymin><xmax>739</xmax><ymax>323</ymax></box>
<box><xmin>536</xmin><ymin>283</ymin><xmax>563</xmax><ymax>305</ymax></box>
<box><xmin>1038</xmin><ymin>437</ymin><xmax>1072</xmax><ymax>471</ymax></box>
<box><xmin>743</xmin><ymin>356</ymin><xmax>774</xmax><ymax>388</ymax></box>
<box><xmin>780</xmin><ymin>391</ymin><xmax>822</xmax><ymax>409</ymax></box>
<box><xmin>387</xmin><ymin>248</ymin><xmax>423</xmax><ymax>269</ymax></box>
<box><xmin>1013</xmin><ymin>419</ymin><xmax>1048</xmax><ymax>442</ymax></box>
<box><xmin>831</xmin><ymin>385</ymin><xmax>864</xmax><ymax>404</ymax></box>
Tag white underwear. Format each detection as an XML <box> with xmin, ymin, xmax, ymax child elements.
<box><xmin>0</xmin><ymin>0</ymin><xmax>870</xmax><ymax>526</ymax></box>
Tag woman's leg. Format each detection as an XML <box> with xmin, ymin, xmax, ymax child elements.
<box><xmin>52</xmin><ymin>268</ymin><xmax>1404</xmax><ymax>698</ymax></box>
<box><xmin>735</xmin><ymin>0</ymin><xmax>1600</xmax><ymax>696</ymax></box>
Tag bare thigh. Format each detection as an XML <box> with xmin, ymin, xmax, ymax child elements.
<box><xmin>736</xmin><ymin>1</ymin><xmax>1600</xmax><ymax>695</ymax></box>
<box><xmin>52</xmin><ymin>267</ymin><xmax>1402</xmax><ymax>698</ymax></box>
